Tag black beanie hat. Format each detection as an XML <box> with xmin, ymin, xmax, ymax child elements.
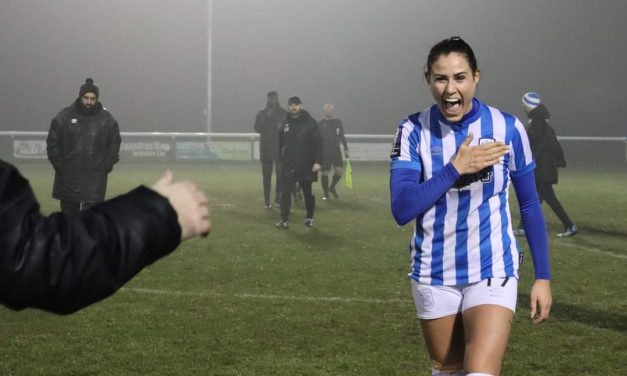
<box><xmin>287</xmin><ymin>96</ymin><xmax>301</xmax><ymax>105</ymax></box>
<box><xmin>79</xmin><ymin>78</ymin><xmax>99</xmax><ymax>97</ymax></box>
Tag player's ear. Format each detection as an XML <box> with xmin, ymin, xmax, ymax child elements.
<box><xmin>474</xmin><ymin>69</ymin><xmax>481</xmax><ymax>85</ymax></box>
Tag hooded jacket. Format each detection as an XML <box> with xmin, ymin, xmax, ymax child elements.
<box><xmin>47</xmin><ymin>99</ymin><xmax>121</xmax><ymax>202</ymax></box>
<box><xmin>278</xmin><ymin>110</ymin><xmax>323</xmax><ymax>182</ymax></box>
<box><xmin>526</xmin><ymin>104</ymin><xmax>566</xmax><ymax>184</ymax></box>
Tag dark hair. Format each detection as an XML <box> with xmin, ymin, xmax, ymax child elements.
<box><xmin>424</xmin><ymin>36</ymin><xmax>478</xmax><ymax>79</ymax></box>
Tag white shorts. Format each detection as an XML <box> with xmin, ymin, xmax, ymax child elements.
<box><xmin>411</xmin><ymin>277</ymin><xmax>518</xmax><ymax>319</ymax></box>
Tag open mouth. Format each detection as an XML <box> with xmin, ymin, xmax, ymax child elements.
<box><xmin>444</xmin><ymin>97</ymin><xmax>462</xmax><ymax>112</ymax></box>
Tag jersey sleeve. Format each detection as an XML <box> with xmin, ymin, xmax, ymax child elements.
<box><xmin>390</xmin><ymin>117</ymin><xmax>422</xmax><ymax>172</ymax></box>
<box><xmin>512</xmin><ymin>170</ymin><xmax>551</xmax><ymax>279</ymax></box>
<box><xmin>508</xmin><ymin>117</ymin><xmax>536</xmax><ymax>177</ymax></box>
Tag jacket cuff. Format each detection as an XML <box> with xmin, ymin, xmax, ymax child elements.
<box><xmin>92</xmin><ymin>186</ymin><xmax>182</xmax><ymax>263</ymax></box>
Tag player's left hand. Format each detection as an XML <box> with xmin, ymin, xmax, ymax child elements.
<box><xmin>312</xmin><ymin>163</ymin><xmax>321</xmax><ymax>172</ymax></box>
<box><xmin>530</xmin><ymin>279</ymin><xmax>552</xmax><ymax>324</ymax></box>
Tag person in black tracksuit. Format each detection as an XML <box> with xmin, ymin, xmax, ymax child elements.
<box><xmin>517</xmin><ymin>92</ymin><xmax>577</xmax><ymax>237</ymax></box>
<box><xmin>254</xmin><ymin>91</ymin><xmax>287</xmax><ymax>208</ymax></box>
<box><xmin>318</xmin><ymin>103</ymin><xmax>349</xmax><ymax>200</ymax></box>
<box><xmin>46</xmin><ymin>78</ymin><xmax>121</xmax><ymax>214</ymax></box>
<box><xmin>276</xmin><ymin>96</ymin><xmax>323</xmax><ymax>228</ymax></box>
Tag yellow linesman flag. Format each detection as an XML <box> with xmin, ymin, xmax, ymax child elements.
<box><xmin>345</xmin><ymin>159</ymin><xmax>353</xmax><ymax>189</ymax></box>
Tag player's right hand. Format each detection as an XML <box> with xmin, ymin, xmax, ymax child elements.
<box><xmin>452</xmin><ymin>133</ymin><xmax>509</xmax><ymax>175</ymax></box>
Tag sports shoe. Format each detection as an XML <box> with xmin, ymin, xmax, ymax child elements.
<box><xmin>303</xmin><ymin>218</ymin><xmax>314</xmax><ymax>227</ymax></box>
<box><xmin>265</xmin><ymin>204</ymin><xmax>272</xmax><ymax>209</ymax></box>
<box><xmin>557</xmin><ymin>225</ymin><xmax>578</xmax><ymax>238</ymax></box>
<box><xmin>275</xmin><ymin>220</ymin><xmax>289</xmax><ymax>229</ymax></box>
<box><xmin>513</xmin><ymin>228</ymin><xmax>525</xmax><ymax>236</ymax></box>
<box><xmin>329</xmin><ymin>187</ymin><xmax>339</xmax><ymax>199</ymax></box>
<box><xmin>322</xmin><ymin>196</ymin><xmax>328</xmax><ymax>201</ymax></box>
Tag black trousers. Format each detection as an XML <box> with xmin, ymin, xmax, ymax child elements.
<box><xmin>60</xmin><ymin>200</ymin><xmax>96</xmax><ymax>214</ymax></box>
<box><xmin>280</xmin><ymin>179</ymin><xmax>314</xmax><ymax>222</ymax></box>
<box><xmin>536</xmin><ymin>182</ymin><xmax>574</xmax><ymax>228</ymax></box>
<box><xmin>261</xmin><ymin>160</ymin><xmax>281</xmax><ymax>205</ymax></box>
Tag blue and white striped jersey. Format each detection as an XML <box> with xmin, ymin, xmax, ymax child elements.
<box><xmin>390</xmin><ymin>99</ymin><xmax>535</xmax><ymax>286</ymax></box>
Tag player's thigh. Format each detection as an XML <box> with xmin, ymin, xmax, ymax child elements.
<box><xmin>461</xmin><ymin>278</ymin><xmax>517</xmax><ymax>375</ymax></box>
<box><xmin>411</xmin><ymin>281</ymin><xmax>465</xmax><ymax>369</ymax></box>
<box><xmin>420</xmin><ymin>314</ymin><xmax>465</xmax><ymax>370</ymax></box>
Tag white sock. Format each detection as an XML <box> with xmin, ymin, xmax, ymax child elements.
<box><xmin>466</xmin><ymin>373</ymin><xmax>493</xmax><ymax>376</ymax></box>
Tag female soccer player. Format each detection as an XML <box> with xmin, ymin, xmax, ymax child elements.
<box><xmin>389</xmin><ymin>37</ymin><xmax>552</xmax><ymax>376</ymax></box>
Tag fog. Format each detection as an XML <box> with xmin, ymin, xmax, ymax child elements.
<box><xmin>1</xmin><ymin>0</ymin><xmax>626</xmax><ymax>139</ymax></box>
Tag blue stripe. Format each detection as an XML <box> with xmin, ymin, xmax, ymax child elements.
<box><xmin>509</xmin><ymin>116</ymin><xmax>529</xmax><ymax>172</ymax></box>
<box><xmin>411</xmin><ymin>225</ymin><xmax>425</xmax><ymax>281</ymax></box>
<box><xmin>479</xmin><ymin>107</ymin><xmax>494</xmax><ymax>279</ymax></box>
<box><xmin>407</xmin><ymin>113</ymin><xmax>425</xmax><ymax>282</ymax></box>
<box><xmin>510</xmin><ymin>160</ymin><xmax>535</xmax><ymax>177</ymax></box>
<box><xmin>408</xmin><ymin>125</ymin><xmax>421</xmax><ymax>162</ymax></box>
<box><xmin>390</xmin><ymin>160</ymin><xmax>422</xmax><ymax>171</ymax></box>
<box><xmin>500</xmin><ymin>113</ymin><xmax>516</xmax><ymax>276</ymax></box>
<box><xmin>429</xmin><ymin>106</ymin><xmax>446</xmax><ymax>285</ymax></box>
<box><xmin>454</xmin><ymin>127</ymin><xmax>471</xmax><ymax>284</ymax></box>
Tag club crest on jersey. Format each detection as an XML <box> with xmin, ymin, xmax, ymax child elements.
<box><xmin>479</xmin><ymin>137</ymin><xmax>495</xmax><ymax>145</ymax></box>
<box><xmin>283</xmin><ymin>124</ymin><xmax>290</xmax><ymax>132</ymax></box>
<box><xmin>452</xmin><ymin>136</ymin><xmax>496</xmax><ymax>190</ymax></box>
<box><xmin>71</xmin><ymin>118</ymin><xmax>78</xmax><ymax>124</ymax></box>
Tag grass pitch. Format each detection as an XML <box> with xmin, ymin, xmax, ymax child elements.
<box><xmin>1</xmin><ymin>161</ymin><xmax>625</xmax><ymax>375</ymax></box>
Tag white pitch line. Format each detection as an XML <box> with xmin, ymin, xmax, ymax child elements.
<box><xmin>121</xmin><ymin>287</ymin><xmax>409</xmax><ymax>305</ymax></box>
<box><xmin>557</xmin><ymin>242</ymin><xmax>627</xmax><ymax>260</ymax></box>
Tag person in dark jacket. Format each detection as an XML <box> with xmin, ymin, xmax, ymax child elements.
<box><xmin>47</xmin><ymin>78</ymin><xmax>122</xmax><ymax>214</ymax></box>
<box><xmin>318</xmin><ymin>103</ymin><xmax>349</xmax><ymax>200</ymax></box>
<box><xmin>515</xmin><ymin>92</ymin><xmax>577</xmax><ymax>237</ymax></box>
<box><xmin>0</xmin><ymin>159</ymin><xmax>211</xmax><ymax>315</ymax></box>
<box><xmin>276</xmin><ymin>96</ymin><xmax>322</xmax><ymax>228</ymax></box>
<box><xmin>254</xmin><ymin>91</ymin><xmax>287</xmax><ymax>208</ymax></box>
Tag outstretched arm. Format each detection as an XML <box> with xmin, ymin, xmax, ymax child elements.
<box><xmin>0</xmin><ymin>161</ymin><xmax>210</xmax><ymax>315</ymax></box>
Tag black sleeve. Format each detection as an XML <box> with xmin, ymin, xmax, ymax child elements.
<box><xmin>107</xmin><ymin>121</ymin><xmax>121</xmax><ymax>170</ymax></box>
<box><xmin>337</xmin><ymin>120</ymin><xmax>348</xmax><ymax>150</ymax></box>
<box><xmin>0</xmin><ymin>160</ymin><xmax>181</xmax><ymax>315</ymax></box>
<box><xmin>46</xmin><ymin>118</ymin><xmax>63</xmax><ymax>171</ymax></box>
<box><xmin>311</xmin><ymin>121</ymin><xmax>323</xmax><ymax>164</ymax></box>
<box><xmin>254</xmin><ymin>110</ymin><xmax>263</xmax><ymax>133</ymax></box>
<box><xmin>549</xmin><ymin>128</ymin><xmax>566</xmax><ymax>168</ymax></box>
<box><xmin>277</xmin><ymin>121</ymin><xmax>284</xmax><ymax>160</ymax></box>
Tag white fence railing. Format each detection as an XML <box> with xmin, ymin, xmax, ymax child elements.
<box><xmin>0</xmin><ymin>131</ymin><xmax>625</xmax><ymax>162</ymax></box>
